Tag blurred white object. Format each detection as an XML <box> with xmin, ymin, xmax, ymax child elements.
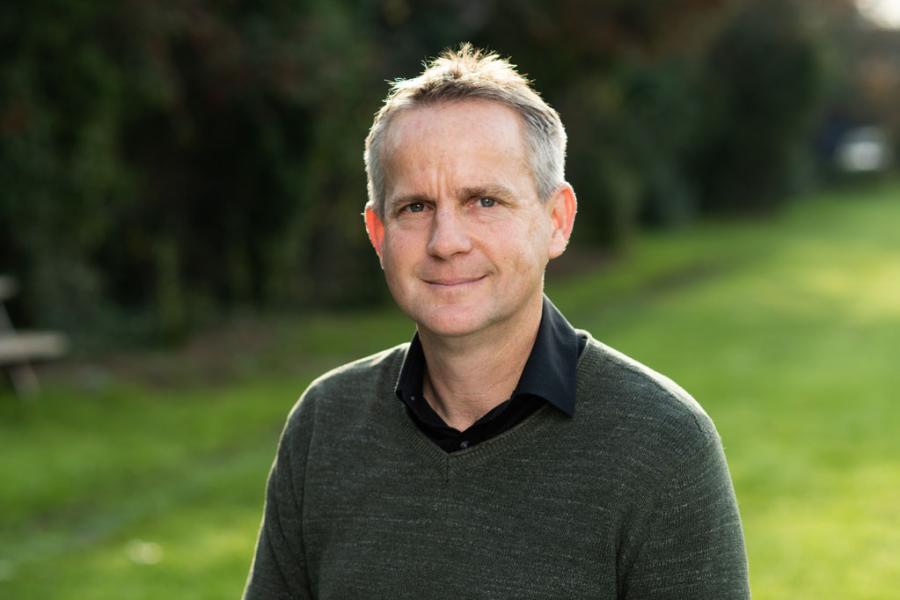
<box><xmin>836</xmin><ymin>126</ymin><xmax>893</xmax><ymax>173</ymax></box>
<box><xmin>126</xmin><ymin>539</ymin><xmax>164</xmax><ymax>565</ymax></box>
<box><xmin>857</xmin><ymin>0</ymin><xmax>900</xmax><ymax>29</ymax></box>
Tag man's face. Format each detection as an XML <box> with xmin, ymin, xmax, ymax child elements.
<box><xmin>365</xmin><ymin>99</ymin><xmax>575</xmax><ymax>341</ymax></box>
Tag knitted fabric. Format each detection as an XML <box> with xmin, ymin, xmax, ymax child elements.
<box><xmin>244</xmin><ymin>334</ymin><xmax>750</xmax><ymax>599</ymax></box>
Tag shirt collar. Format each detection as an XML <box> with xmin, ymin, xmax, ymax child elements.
<box><xmin>394</xmin><ymin>295</ymin><xmax>579</xmax><ymax>417</ymax></box>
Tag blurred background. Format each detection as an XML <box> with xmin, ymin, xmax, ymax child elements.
<box><xmin>1</xmin><ymin>0</ymin><xmax>898</xmax><ymax>598</ymax></box>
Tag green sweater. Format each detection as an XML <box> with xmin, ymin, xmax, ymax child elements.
<box><xmin>244</xmin><ymin>335</ymin><xmax>750</xmax><ymax>599</ymax></box>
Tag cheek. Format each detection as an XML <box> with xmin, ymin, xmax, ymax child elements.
<box><xmin>515</xmin><ymin>214</ymin><xmax>552</xmax><ymax>266</ymax></box>
<box><xmin>381</xmin><ymin>232</ymin><xmax>419</xmax><ymax>280</ymax></box>
<box><xmin>492</xmin><ymin>231</ymin><xmax>548</xmax><ymax>281</ymax></box>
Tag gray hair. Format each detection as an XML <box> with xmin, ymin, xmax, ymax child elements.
<box><xmin>364</xmin><ymin>44</ymin><xmax>567</xmax><ymax>217</ymax></box>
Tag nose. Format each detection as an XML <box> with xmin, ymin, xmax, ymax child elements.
<box><xmin>426</xmin><ymin>207</ymin><xmax>472</xmax><ymax>259</ymax></box>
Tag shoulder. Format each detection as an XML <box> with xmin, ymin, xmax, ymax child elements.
<box><xmin>282</xmin><ymin>343</ymin><xmax>408</xmax><ymax>438</ymax></box>
<box><xmin>305</xmin><ymin>343</ymin><xmax>407</xmax><ymax>400</ymax></box>
<box><xmin>573</xmin><ymin>332</ymin><xmax>721</xmax><ymax>467</ymax></box>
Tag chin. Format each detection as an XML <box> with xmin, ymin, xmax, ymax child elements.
<box><xmin>411</xmin><ymin>305</ymin><xmax>493</xmax><ymax>339</ymax></box>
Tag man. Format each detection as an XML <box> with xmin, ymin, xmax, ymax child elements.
<box><xmin>244</xmin><ymin>45</ymin><xmax>750</xmax><ymax>599</ymax></box>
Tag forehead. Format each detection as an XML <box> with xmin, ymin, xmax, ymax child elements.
<box><xmin>388</xmin><ymin>98</ymin><xmax>525</xmax><ymax>141</ymax></box>
<box><xmin>383</xmin><ymin>99</ymin><xmax>533</xmax><ymax>195</ymax></box>
<box><xmin>383</xmin><ymin>99</ymin><xmax>530</xmax><ymax>175</ymax></box>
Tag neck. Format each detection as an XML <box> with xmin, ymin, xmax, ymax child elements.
<box><xmin>418</xmin><ymin>294</ymin><xmax>543</xmax><ymax>432</ymax></box>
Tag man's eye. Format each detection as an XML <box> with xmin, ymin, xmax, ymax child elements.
<box><xmin>405</xmin><ymin>202</ymin><xmax>425</xmax><ymax>213</ymax></box>
<box><xmin>478</xmin><ymin>197</ymin><xmax>496</xmax><ymax>208</ymax></box>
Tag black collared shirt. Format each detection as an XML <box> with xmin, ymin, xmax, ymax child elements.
<box><xmin>395</xmin><ymin>296</ymin><xmax>587</xmax><ymax>453</ymax></box>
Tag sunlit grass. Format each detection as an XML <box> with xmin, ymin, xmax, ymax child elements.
<box><xmin>569</xmin><ymin>183</ymin><xmax>900</xmax><ymax>598</ymax></box>
<box><xmin>1</xmin><ymin>181</ymin><xmax>898</xmax><ymax>598</ymax></box>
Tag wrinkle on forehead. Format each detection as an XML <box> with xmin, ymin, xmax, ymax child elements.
<box><xmin>381</xmin><ymin>99</ymin><xmax>535</xmax><ymax>202</ymax></box>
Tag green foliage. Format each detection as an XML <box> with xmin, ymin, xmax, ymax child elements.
<box><xmin>1</xmin><ymin>1</ymin><xmax>383</xmax><ymax>341</ymax></box>
<box><xmin>0</xmin><ymin>0</ymin><xmax>835</xmax><ymax>340</ymax></box>
<box><xmin>689</xmin><ymin>0</ymin><xmax>828</xmax><ymax>212</ymax></box>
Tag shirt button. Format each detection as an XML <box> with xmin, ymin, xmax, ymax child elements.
<box><xmin>459</xmin><ymin>440</ymin><xmax>470</xmax><ymax>449</ymax></box>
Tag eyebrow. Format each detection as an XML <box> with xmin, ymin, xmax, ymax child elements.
<box><xmin>386</xmin><ymin>193</ymin><xmax>431</xmax><ymax>213</ymax></box>
<box><xmin>387</xmin><ymin>184</ymin><xmax>515</xmax><ymax>211</ymax></box>
<box><xmin>458</xmin><ymin>184</ymin><xmax>515</xmax><ymax>201</ymax></box>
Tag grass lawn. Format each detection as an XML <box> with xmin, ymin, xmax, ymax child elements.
<box><xmin>2</xmin><ymin>181</ymin><xmax>898</xmax><ymax>598</ymax></box>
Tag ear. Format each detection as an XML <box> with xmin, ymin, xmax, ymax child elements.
<box><xmin>547</xmin><ymin>183</ymin><xmax>577</xmax><ymax>260</ymax></box>
<box><xmin>364</xmin><ymin>205</ymin><xmax>386</xmax><ymax>268</ymax></box>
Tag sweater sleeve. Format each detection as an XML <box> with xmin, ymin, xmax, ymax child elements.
<box><xmin>619</xmin><ymin>431</ymin><xmax>751</xmax><ymax>599</ymax></box>
<box><xmin>243</xmin><ymin>412</ymin><xmax>313</xmax><ymax>600</ymax></box>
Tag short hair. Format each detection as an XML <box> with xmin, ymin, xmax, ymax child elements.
<box><xmin>364</xmin><ymin>43</ymin><xmax>567</xmax><ymax>217</ymax></box>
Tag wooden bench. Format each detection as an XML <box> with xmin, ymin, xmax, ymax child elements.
<box><xmin>0</xmin><ymin>275</ymin><xmax>68</xmax><ymax>397</ymax></box>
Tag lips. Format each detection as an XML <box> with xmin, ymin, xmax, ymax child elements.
<box><xmin>423</xmin><ymin>275</ymin><xmax>486</xmax><ymax>286</ymax></box>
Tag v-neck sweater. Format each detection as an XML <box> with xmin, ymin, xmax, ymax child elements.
<box><xmin>244</xmin><ymin>334</ymin><xmax>750</xmax><ymax>599</ymax></box>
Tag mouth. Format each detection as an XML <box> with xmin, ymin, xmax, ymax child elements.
<box><xmin>423</xmin><ymin>275</ymin><xmax>487</xmax><ymax>288</ymax></box>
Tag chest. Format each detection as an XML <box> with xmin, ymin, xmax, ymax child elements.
<box><xmin>300</xmin><ymin>448</ymin><xmax>626</xmax><ymax>599</ymax></box>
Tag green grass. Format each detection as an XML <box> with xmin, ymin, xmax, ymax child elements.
<box><xmin>2</xmin><ymin>182</ymin><xmax>899</xmax><ymax>598</ymax></box>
